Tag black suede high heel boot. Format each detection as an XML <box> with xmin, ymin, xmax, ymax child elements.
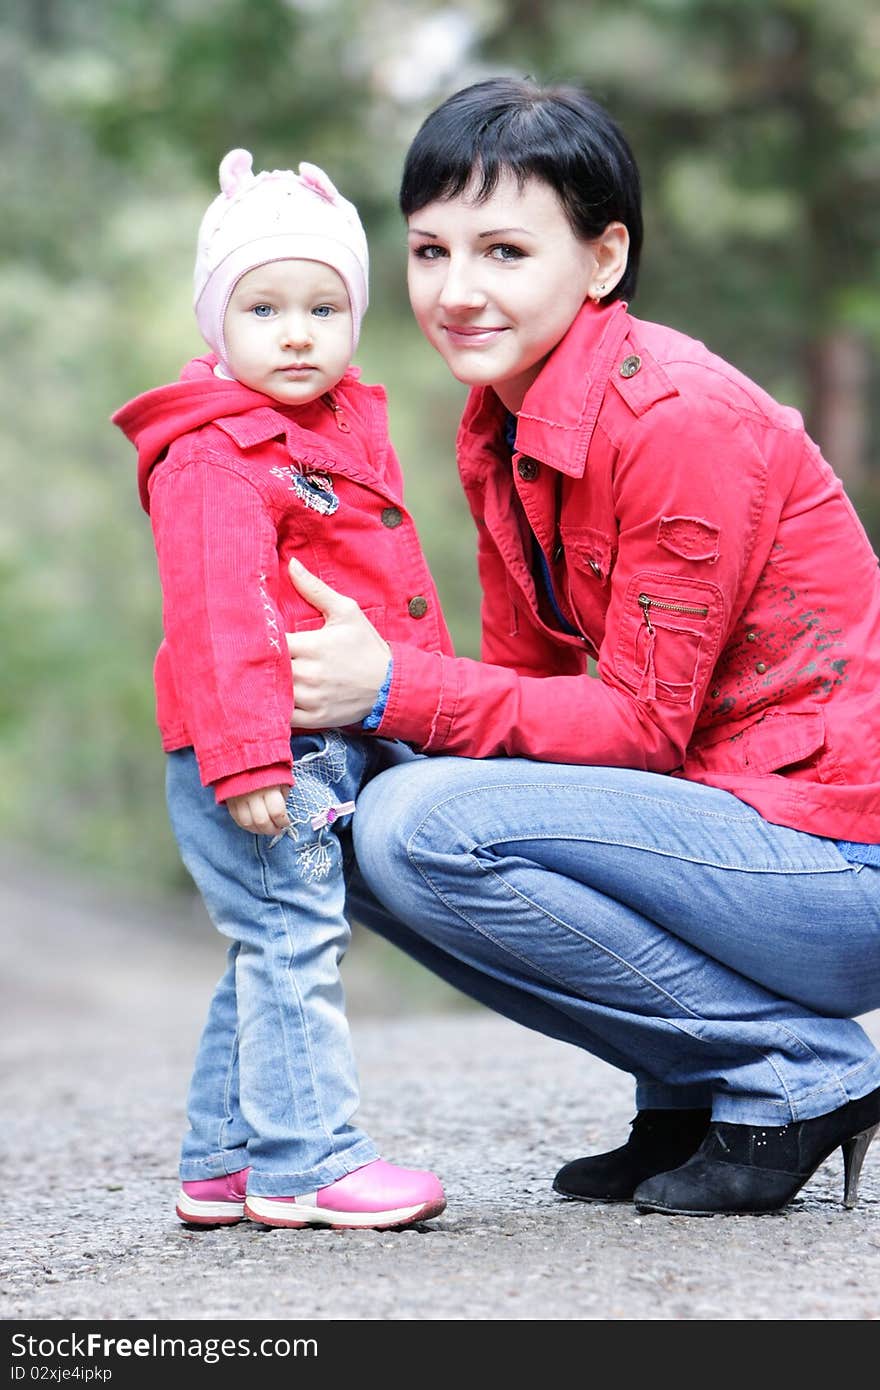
<box><xmin>633</xmin><ymin>1084</ymin><xmax>880</xmax><ymax>1216</ymax></box>
<box><xmin>553</xmin><ymin>1107</ymin><xmax>712</xmax><ymax>1202</ymax></box>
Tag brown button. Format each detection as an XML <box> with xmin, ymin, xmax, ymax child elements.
<box><xmin>619</xmin><ymin>354</ymin><xmax>642</xmax><ymax>378</ymax></box>
<box><xmin>517</xmin><ymin>457</ymin><xmax>539</xmax><ymax>481</ymax></box>
<box><xmin>746</xmin><ymin>631</ymin><xmax>757</xmax><ymax>643</ymax></box>
<box><xmin>381</xmin><ymin>506</ymin><xmax>403</xmax><ymax>528</ymax></box>
<box><xmin>408</xmin><ymin>596</ymin><xmax>429</xmax><ymax>619</ymax></box>
<box><xmin>756</xmin><ymin>662</ymin><xmax>767</xmax><ymax>674</ymax></box>
<box><xmin>711</xmin><ymin>687</ymin><xmax>721</xmax><ymax>699</ymax></box>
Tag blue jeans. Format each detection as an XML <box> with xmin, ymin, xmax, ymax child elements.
<box><xmin>350</xmin><ymin>757</ymin><xmax>880</xmax><ymax>1126</ymax></box>
<box><xmin>167</xmin><ymin>731</ymin><xmax>396</xmax><ymax>1196</ymax></box>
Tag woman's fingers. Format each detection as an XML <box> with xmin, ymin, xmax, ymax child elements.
<box><xmin>287</xmin><ymin>557</ymin><xmax>359</xmax><ymax>622</ymax></box>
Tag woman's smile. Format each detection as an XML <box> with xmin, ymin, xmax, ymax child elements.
<box><xmin>442</xmin><ymin>324</ymin><xmax>509</xmax><ymax>347</ymax></box>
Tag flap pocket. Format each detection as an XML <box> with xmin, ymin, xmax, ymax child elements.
<box><xmin>740</xmin><ymin>709</ymin><xmax>827</xmax><ymax>776</ymax></box>
<box><xmin>689</xmin><ymin>708</ymin><xmax>827</xmax><ymax>777</ymax></box>
<box><xmin>559</xmin><ymin>525</ymin><xmax>616</xmax><ymax>582</ymax></box>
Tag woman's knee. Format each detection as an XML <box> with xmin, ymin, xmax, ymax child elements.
<box><xmin>355</xmin><ymin>756</ymin><xmax>470</xmax><ymax>885</ymax></box>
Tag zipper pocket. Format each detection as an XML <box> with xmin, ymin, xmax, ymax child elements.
<box><xmin>638</xmin><ymin>592</ymin><xmax>709</xmax><ymax>635</ymax></box>
<box><xmin>636</xmin><ymin>592</ymin><xmax>709</xmax><ymax>704</ymax></box>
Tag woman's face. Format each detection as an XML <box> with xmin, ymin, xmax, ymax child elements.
<box><xmin>406</xmin><ymin>172</ymin><xmax>602</xmax><ymax>412</ymax></box>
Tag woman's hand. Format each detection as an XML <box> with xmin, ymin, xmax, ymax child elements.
<box><xmin>286</xmin><ymin>558</ymin><xmax>391</xmax><ymax>729</ymax></box>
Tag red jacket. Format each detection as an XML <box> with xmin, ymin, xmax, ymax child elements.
<box><xmin>114</xmin><ymin>355</ymin><xmax>452</xmax><ymax>801</ymax></box>
<box><xmin>377</xmin><ymin>300</ymin><xmax>880</xmax><ymax>841</ymax></box>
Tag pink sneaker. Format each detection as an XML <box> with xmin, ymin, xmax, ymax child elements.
<box><xmin>176</xmin><ymin>1167</ymin><xmax>251</xmax><ymax>1226</ymax></box>
<box><xmin>244</xmin><ymin>1158</ymin><xmax>446</xmax><ymax>1230</ymax></box>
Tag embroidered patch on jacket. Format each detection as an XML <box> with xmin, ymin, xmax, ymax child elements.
<box><xmin>657</xmin><ymin>515</ymin><xmax>720</xmax><ymax>562</ymax></box>
<box><xmin>270</xmin><ymin>465</ymin><xmax>339</xmax><ymax>516</ymax></box>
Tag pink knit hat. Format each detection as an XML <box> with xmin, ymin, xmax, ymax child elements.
<box><xmin>194</xmin><ymin>149</ymin><xmax>369</xmax><ymax>367</ymax></box>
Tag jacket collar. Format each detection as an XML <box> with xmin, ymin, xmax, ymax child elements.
<box><xmin>213</xmin><ymin>407</ymin><xmax>290</xmax><ymax>449</ymax></box>
<box><xmin>203</xmin><ymin>364</ymin><xmax>386</xmax><ymax>487</ymax></box>
<box><xmin>212</xmin><ymin>402</ymin><xmax>382</xmax><ymax>491</ymax></box>
<box><xmin>458</xmin><ymin>299</ymin><xmax>631</xmax><ymax>479</ymax></box>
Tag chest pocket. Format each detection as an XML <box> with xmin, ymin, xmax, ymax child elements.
<box><xmin>559</xmin><ymin>525</ymin><xmax>616</xmax><ymax>646</ymax></box>
<box><xmin>615</xmin><ymin>571</ymin><xmax>723</xmax><ymax>706</ymax></box>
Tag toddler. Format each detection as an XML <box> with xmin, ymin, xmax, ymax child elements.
<box><xmin>113</xmin><ymin>150</ymin><xmax>450</xmax><ymax>1229</ymax></box>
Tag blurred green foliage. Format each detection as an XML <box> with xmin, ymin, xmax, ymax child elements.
<box><xmin>2</xmin><ymin>0</ymin><xmax>878</xmax><ymax>889</ymax></box>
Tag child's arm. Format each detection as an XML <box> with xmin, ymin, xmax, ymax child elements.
<box><xmin>149</xmin><ymin>449</ymin><xmax>295</xmax><ymax>800</ymax></box>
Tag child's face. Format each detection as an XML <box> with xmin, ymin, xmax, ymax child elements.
<box><xmin>406</xmin><ymin>171</ymin><xmax>599</xmax><ymax>413</ymax></box>
<box><xmin>223</xmin><ymin>260</ymin><xmax>353</xmax><ymax>405</ymax></box>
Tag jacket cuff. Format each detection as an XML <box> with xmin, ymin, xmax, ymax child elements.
<box><xmin>212</xmin><ymin>761</ymin><xmax>293</xmax><ymax>804</ymax></box>
<box><xmin>377</xmin><ymin>643</ymin><xmax>455</xmax><ymax>749</ymax></box>
<box><xmin>361</xmin><ymin>656</ymin><xmax>394</xmax><ymax>730</ymax></box>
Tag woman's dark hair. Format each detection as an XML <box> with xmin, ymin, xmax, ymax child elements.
<box><xmin>399</xmin><ymin>77</ymin><xmax>643</xmax><ymax>302</ymax></box>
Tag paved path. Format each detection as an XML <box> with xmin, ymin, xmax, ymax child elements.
<box><xmin>2</xmin><ymin>858</ymin><xmax>879</xmax><ymax>1321</ymax></box>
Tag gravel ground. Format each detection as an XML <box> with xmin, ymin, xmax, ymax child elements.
<box><xmin>3</xmin><ymin>857</ymin><xmax>879</xmax><ymax>1322</ymax></box>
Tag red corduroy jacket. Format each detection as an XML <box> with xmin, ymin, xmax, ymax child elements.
<box><xmin>375</xmin><ymin>300</ymin><xmax>880</xmax><ymax>841</ymax></box>
<box><xmin>114</xmin><ymin>355</ymin><xmax>453</xmax><ymax>801</ymax></box>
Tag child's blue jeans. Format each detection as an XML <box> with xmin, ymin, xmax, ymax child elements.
<box><xmin>167</xmin><ymin>730</ymin><xmax>391</xmax><ymax>1196</ymax></box>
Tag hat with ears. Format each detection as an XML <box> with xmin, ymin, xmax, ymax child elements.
<box><xmin>193</xmin><ymin>148</ymin><xmax>369</xmax><ymax>366</ymax></box>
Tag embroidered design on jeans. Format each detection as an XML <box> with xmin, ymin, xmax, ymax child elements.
<box><xmin>269</xmin><ymin>730</ymin><xmax>355</xmax><ymax>880</ymax></box>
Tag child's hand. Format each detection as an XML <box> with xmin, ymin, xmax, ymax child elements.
<box><xmin>226</xmin><ymin>785</ymin><xmax>291</xmax><ymax>836</ymax></box>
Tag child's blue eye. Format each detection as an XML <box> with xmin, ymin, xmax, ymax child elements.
<box><xmin>312</xmin><ymin>305</ymin><xmax>334</xmax><ymax>318</ymax></box>
<box><xmin>252</xmin><ymin>304</ymin><xmax>274</xmax><ymax>318</ymax></box>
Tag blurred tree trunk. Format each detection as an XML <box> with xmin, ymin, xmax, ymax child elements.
<box><xmin>28</xmin><ymin>0</ymin><xmax>59</xmax><ymax>45</ymax></box>
<box><xmin>788</xmin><ymin>12</ymin><xmax>870</xmax><ymax>486</ymax></box>
<box><xmin>806</xmin><ymin>331</ymin><xmax>869</xmax><ymax>488</ymax></box>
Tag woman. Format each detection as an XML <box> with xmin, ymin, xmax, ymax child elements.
<box><xmin>285</xmin><ymin>78</ymin><xmax>880</xmax><ymax>1216</ymax></box>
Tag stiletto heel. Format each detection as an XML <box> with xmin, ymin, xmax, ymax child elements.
<box><xmin>633</xmin><ymin>1083</ymin><xmax>880</xmax><ymax>1216</ymax></box>
<box><xmin>842</xmin><ymin>1122</ymin><xmax>880</xmax><ymax>1208</ymax></box>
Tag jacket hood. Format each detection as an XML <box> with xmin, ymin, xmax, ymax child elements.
<box><xmin>112</xmin><ymin>354</ymin><xmax>272</xmax><ymax>511</ymax></box>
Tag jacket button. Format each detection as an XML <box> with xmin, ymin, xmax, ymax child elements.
<box><xmin>588</xmin><ymin>559</ymin><xmax>603</xmax><ymax>578</ymax></box>
<box><xmin>517</xmin><ymin>457</ymin><xmax>539</xmax><ymax>481</ymax></box>
<box><xmin>552</xmin><ymin>544</ymin><xmax>564</xmax><ymax>563</ymax></box>
<box><xmin>619</xmin><ymin>354</ymin><xmax>642</xmax><ymax>378</ymax></box>
<box><xmin>408</xmin><ymin>596</ymin><xmax>429</xmax><ymax>619</ymax></box>
<box><xmin>756</xmin><ymin>662</ymin><xmax>768</xmax><ymax>674</ymax></box>
<box><xmin>381</xmin><ymin>506</ymin><xmax>403</xmax><ymax>528</ymax></box>
<box><xmin>711</xmin><ymin>687</ymin><xmax>721</xmax><ymax>699</ymax></box>
<box><xmin>746</xmin><ymin>631</ymin><xmax>757</xmax><ymax>643</ymax></box>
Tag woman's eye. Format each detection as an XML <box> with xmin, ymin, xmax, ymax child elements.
<box><xmin>252</xmin><ymin>304</ymin><xmax>274</xmax><ymax>318</ymax></box>
<box><xmin>489</xmin><ymin>244</ymin><xmax>524</xmax><ymax>261</ymax></box>
<box><xmin>412</xmin><ymin>243</ymin><xmax>447</xmax><ymax>261</ymax></box>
